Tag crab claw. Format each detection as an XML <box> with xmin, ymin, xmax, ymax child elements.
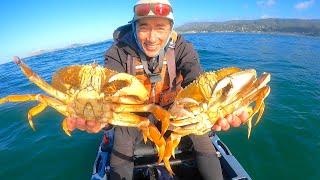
<box><xmin>109</xmin><ymin>73</ymin><xmax>149</xmax><ymax>103</ymax></box>
<box><xmin>13</xmin><ymin>56</ymin><xmax>22</xmax><ymax>64</ymax></box>
<box><xmin>146</xmin><ymin>105</ymin><xmax>171</xmax><ymax>136</ymax></box>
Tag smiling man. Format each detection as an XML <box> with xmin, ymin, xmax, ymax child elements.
<box><xmin>136</xmin><ymin>18</ymin><xmax>172</xmax><ymax>57</ymax></box>
<box><xmin>66</xmin><ymin>0</ymin><xmax>248</xmax><ymax>179</ymax></box>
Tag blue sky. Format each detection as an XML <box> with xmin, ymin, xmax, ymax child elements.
<box><xmin>0</xmin><ymin>0</ymin><xmax>319</xmax><ymax>64</ymax></box>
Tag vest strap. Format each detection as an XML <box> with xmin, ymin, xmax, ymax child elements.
<box><xmin>138</xmin><ymin>50</ymin><xmax>163</xmax><ymax>84</ymax></box>
<box><xmin>124</xmin><ymin>31</ymin><xmax>181</xmax><ymax>105</ymax></box>
<box><xmin>127</xmin><ymin>54</ymin><xmax>135</xmax><ymax>75</ymax></box>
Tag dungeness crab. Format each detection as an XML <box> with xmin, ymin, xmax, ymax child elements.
<box><xmin>162</xmin><ymin>67</ymin><xmax>271</xmax><ymax>175</ymax></box>
<box><xmin>0</xmin><ymin>57</ymin><xmax>170</xmax><ymax>159</ymax></box>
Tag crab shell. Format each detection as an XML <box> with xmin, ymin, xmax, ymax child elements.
<box><xmin>161</xmin><ymin>67</ymin><xmax>271</xmax><ymax>175</ymax></box>
<box><xmin>0</xmin><ymin>57</ymin><xmax>171</xmax><ymax>163</ymax></box>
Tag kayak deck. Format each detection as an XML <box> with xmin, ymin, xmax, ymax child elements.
<box><xmin>91</xmin><ymin>130</ymin><xmax>252</xmax><ymax>180</ymax></box>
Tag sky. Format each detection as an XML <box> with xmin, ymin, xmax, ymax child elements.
<box><xmin>0</xmin><ymin>0</ymin><xmax>319</xmax><ymax>64</ymax></box>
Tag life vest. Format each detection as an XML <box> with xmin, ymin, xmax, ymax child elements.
<box><xmin>126</xmin><ymin>31</ymin><xmax>183</xmax><ymax>107</ymax></box>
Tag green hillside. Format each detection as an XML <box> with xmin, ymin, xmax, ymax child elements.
<box><xmin>176</xmin><ymin>18</ymin><xmax>320</xmax><ymax>36</ymax></box>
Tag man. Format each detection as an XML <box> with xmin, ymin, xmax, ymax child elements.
<box><xmin>66</xmin><ymin>0</ymin><xmax>248</xmax><ymax>179</ymax></box>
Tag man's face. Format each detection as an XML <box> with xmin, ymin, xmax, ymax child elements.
<box><xmin>136</xmin><ymin>18</ymin><xmax>172</xmax><ymax>57</ymax></box>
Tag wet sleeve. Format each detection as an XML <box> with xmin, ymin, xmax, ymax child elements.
<box><xmin>175</xmin><ymin>36</ymin><xmax>203</xmax><ymax>88</ymax></box>
<box><xmin>104</xmin><ymin>44</ymin><xmax>126</xmax><ymax>73</ymax></box>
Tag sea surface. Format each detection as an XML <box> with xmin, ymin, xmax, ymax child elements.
<box><xmin>0</xmin><ymin>33</ymin><xmax>319</xmax><ymax>180</ymax></box>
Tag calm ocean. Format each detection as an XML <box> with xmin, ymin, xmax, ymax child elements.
<box><xmin>0</xmin><ymin>33</ymin><xmax>319</xmax><ymax>179</ymax></box>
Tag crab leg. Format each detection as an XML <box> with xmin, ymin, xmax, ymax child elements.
<box><xmin>164</xmin><ymin>117</ymin><xmax>219</xmax><ymax>176</ymax></box>
<box><xmin>255</xmin><ymin>102</ymin><xmax>265</xmax><ymax>126</ymax></box>
<box><xmin>164</xmin><ymin>126</ymin><xmax>201</xmax><ymax>176</ymax></box>
<box><xmin>28</xmin><ymin>103</ymin><xmax>47</xmax><ymax>130</ymax></box>
<box><xmin>12</xmin><ymin>56</ymin><xmax>68</xmax><ymax>102</ymax></box>
<box><xmin>162</xmin><ymin>133</ymin><xmax>181</xmax><ymax>175</ymax></box>
<box><xmin>227</xmin><ymin>72</ymin><xmax>270</xmax><ymax>107</ymax></box>
<box><xmin>0</xmin><ymin>94</ymin><xmax>68</xmax><ymax>130</ymax></box>
<box><xmin>220</xmin><ymin>85</ymin><xmax>269</xmax><ymax>138</ymax></box>
<box><xmin>169</xmin><ymin>117</ymin><xmax>198</xmax><ymax>127</ymax></box>
<box><xmin>163</xmin><ymin>119</ymin><xmax>217</xmax><ymax>176</ymax></box>
<box><xmin>216</xmin><ymin>72</ymin><xmax>270</xmax><ymax>115</ymax></box>
<box><xmin>240</xmin><ymin>86</ymin><xmax>270</xmax><ymax>138</ymax></box>
<box><xmin>163</xmin><ymin>120</ymin><xmax>211</xmax><ymax>175</ymax></box>
<box><xmin>0</xmin><ymin>95</ymin><xmax>47</xmax><ymax>129</ymax></box>
<box><xmin>213</xmin><ymin>72</ymin><xmax>270</xmax><ymax>135</ymax></box>
<box><xmin>249</xmin><ymin>88</ymin><xmax>270</xmax><ymax>126</ymax></box>
<box><xmin>0</xmin><ymin>94</ymin><xmax>40</xmax><ymax>103</ymax></box>
<box><xmin>107</xmin><ymin>113</ymin><xmax>166</xmax><ymax>162</ymax></box>
<box><xmin>113</xmin><ymin>104</ymin><xmax>170</xmax><ymax>136</ymax></box>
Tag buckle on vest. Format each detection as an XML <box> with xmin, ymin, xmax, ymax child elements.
<box><xmin>149</xmin><ymin>73</ymin><xmax>162</xmax><ymax>83</ymax></box>
<box><xmin>168</xmin><ymin>41</ymin><xmax>175</xmax><ymax>49</ymax></box>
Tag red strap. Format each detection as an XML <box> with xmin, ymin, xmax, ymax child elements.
<box><xmin>103</xmin><ymin>134</ymin><xmax>109</xmax><ymax>144</ymax></box>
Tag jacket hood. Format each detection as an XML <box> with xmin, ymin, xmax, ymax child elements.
<box><xmin>113</xmin><ymin>24</ymin><xmax>140</xmax><ymax>57</ymax></box>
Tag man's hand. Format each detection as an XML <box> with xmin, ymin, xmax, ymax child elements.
<box><xmin>64</xmin><ymin>110</ymin><xmax>248</xmax><ymax>133</ymax></box>
<box><xmin>65</xmin><ymin>117</ymin><xmax>107</xmax><ymax>133</ymax></box>
<box><xmin>212</xmin><ymin>111</ymin><xmax>249</xmax><ymax>131</ymax></box>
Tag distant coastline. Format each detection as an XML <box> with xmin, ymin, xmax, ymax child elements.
<box><xmin>28</xmin><ymin>42</ymin><xmax>103</xmax><ymax>57</ymax></box>
<box><xmin>26</xmin><ymin>40</ymin><xmax>112</xmax><ymax>59</ymax></box>
<box><xmin>2</xmin><ymin>18</ymin><xmax>319</xmax><ymax>65</ymax></box>
<box><xmin>176</xmin><ymin>18</ymin><xmax>320</xmax><ymax>37</ymax></box>
<box><xmin>0</xmin><ymin>40</ymin><xmax>114</xmax><ymax>65</ymax></box>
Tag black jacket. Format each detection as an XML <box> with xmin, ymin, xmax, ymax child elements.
<box><xmin>104</xmin><ymin>25</ymin><xmax>202</xmax><ymax>88</ymax></box>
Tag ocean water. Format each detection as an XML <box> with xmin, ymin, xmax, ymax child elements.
<box><xmin>0</xmin><ymin>33</ymin><xmax>319</xmax><ymax>179</ymax></box>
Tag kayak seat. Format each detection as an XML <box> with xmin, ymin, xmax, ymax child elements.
<box><xmin>133</xmin><ymin>136</ymin><xmax>196</xmax><ymax>168</ymax></box>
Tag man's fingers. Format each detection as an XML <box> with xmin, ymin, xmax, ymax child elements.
<box><xmin>212</xmin><ymin>124</ymin><xmax>221</xmax><ymax>131</ymax></box>
<box><xmin>212</xmin><ymin>110</ymin><xmax>250</xmax><ymax>132</ymax></box>
<box><xmin>65</xmin><ymin>118</ymin><xmax>108</xmax><ymax>133</ymax></box>
<box><xmin>86</xmin><ymin>120</ymin><xmax>98</xmax><ymax>127</ymax></box>
<box><xmin>75</xmin><ymin>118</ymin><xmax>86</xmax><ymax>131</ymax></box>
<box><xmin>225</xmin><ymin>114</ymin><xmax>233</xmax><ymax>123</ymax></box>
<box><xmin>230</xmin><ymin>115</ymin><xmax>241</xmax><ymax>127</ymax></box>
<box><xmin>87</xmin><ymin>125</ymin><xmax>102</xmax><ymax>133</ymax></box>
<box><xmin>218</xmin><ymin>118</ymin><xmax>228</xmax><ymax>127</ymax></box>
<box><xmin>238</xmin><ymin>111</ymin><xmax>249</xmax><ymax>123</ymax></box>
<box><xmin>221</xmin><ymin>122</ymin><xmax>230</xmax><ymax>131</ymax></box>
<box><xmin>213</xmin><ymin>118</ymin><xmax>230</xmax><ymax>131</ymax></box>
<box><xmin>66</xmin><ymin>118</ymin><xmax>76</xmax><ymax>131</ymax></box>
<box><xmin>86</xmin><ymin>121</ymin><xmax>102</xmax><ymax>133</ymax></box>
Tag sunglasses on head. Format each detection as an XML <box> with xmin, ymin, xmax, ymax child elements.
<box><xmin>134</xmin><ymin>3</ymin><xmax>172</xmax><ymax>17</ymax></box>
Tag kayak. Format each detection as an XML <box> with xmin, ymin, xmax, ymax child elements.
<box><xmin>91</xmin><ymin>129</ymin><xmax>252</xmax><ymax>180</ymax></box>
